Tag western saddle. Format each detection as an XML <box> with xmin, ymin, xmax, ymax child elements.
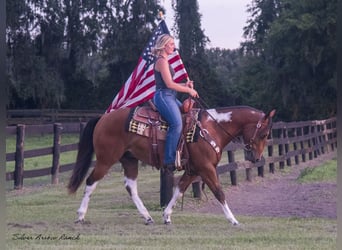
<box><xmin>127</xmin><ymin>98</ymin><xmax>198</xmax><ymax>170</ymax></box>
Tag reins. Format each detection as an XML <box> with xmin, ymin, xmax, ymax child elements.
<box><xmin>191</xmin><ymin>97</ymin><xmax>266</xmax><ymax>152</ymax></box>
<box><xmin>192</xmin><ymin>97</ymin><xmax>237</xmax><ymax>142</ymax></box>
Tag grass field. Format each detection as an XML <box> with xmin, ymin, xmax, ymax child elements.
<box><xmin>6</xmin><ymin>160</ymin><xmax>337</xmax><ymax>250</ymax></box>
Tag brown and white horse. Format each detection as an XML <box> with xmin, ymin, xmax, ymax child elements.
<box><xmin>68</xmin><ymin>105</ymin><xmax>275</xmax><ymax>225</ymax></box>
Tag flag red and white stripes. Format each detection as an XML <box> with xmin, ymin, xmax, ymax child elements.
<box><xmin>106</xmin><ymin>20</ymin><xmax>188</xmax><ymax>113</ymax></box>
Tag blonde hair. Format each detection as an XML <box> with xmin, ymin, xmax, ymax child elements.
<box><xmin>152</xmin><ymin>34</ymin><xmax>174</xmax><ymax>56</ymax></box>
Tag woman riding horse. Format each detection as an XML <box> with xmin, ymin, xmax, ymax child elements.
<box><xmin>68</xmin><ymin>102</ymin><xmax>275</xmax><ymax>226</ymax></box>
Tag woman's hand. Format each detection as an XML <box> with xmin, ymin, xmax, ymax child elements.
<box><xmin>186</xmin><ymin>80</ymin><xmax>194</xmax><ymax>89</ymax></box>
<box><xmin>188</xmin><ymin>88</ymin><xmax>199</xmax><ymax>98</ymax></box>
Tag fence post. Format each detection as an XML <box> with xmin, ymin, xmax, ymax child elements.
<box><xmin>328</xmin><ymin>120</ymin><xmax>336</xmax><ymax>151</ymax></box>
<box><xmin>51</xmin><ymin>123</ymin><xmax>62</xmax><ymax>184</ymax></box>
<box><xmin>308</xmin><ymin>125</ymin><xmax>313</xmax><ymax>160</ymax></box>
<box><xmin>300</xmin><ymin>127</ymin><xmax>306</xmax><ymax>162</ymax></box>
<box><xmin>257</xmin><ymin>161</ymin><xmax>264</xmax><ymax>177</ymax></box>
<box><xmin>268</xmin><ymin>130</ymin><xmax>274</xmax><ymax>173</ymax></box>
<box><xmin>293</xmin><ymin>128</ymin><xmax>299</xmax><ymax>165</ymax></box>
<box><xmin>323</xmin><ymin>123</ymin><xmax>330</xmax><ymax>153</ymax></box>
<box><xmin>312</xmin><ymin>125</ymin><xmax>318</xmax><ymax>158</ymax></box>
<box><xmin>244</xmin><ymin>150</ymin><xmax>252</xmax><ymax>181</ymax></box>
<box><xmin>228</xmin><ymin>151</ymin><xmax>237</xmax><ymax>185</ymax></box>
<box><xmin>192</xmin><ymin>181</ymin><xmax>202</xmax><ymax>199</ymax></box>
<box><xmin>284</xmin><ymin>128</ymin><xmax>291</xmax><ymax>166</ymax></box>
<box><xmin>329</xmin><ymin>120</ymin><xmax>336</xmax><ymax>151</ymax></box>
<box><xmin>278</xmin><ymin>128</ymin><xmax>285</xmax><ymax>169</ymax></box>
<box><xmin>318</xmin><ymin>124</ymin><xmax>325</xmax><ymax>154</ymax></box>
<box><xmin>245</xmin><ymin>168</ymin><xmax>251</xmax><ymax>181</ymax></box>
<box><xmin>14</xmin><ymin>124</ymin><xmax>25</xmax><ymax>189</ymax></box>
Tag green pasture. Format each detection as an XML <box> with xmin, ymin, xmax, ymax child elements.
<box><xmin>297</xmin><ymin>159</ymin><xmax>337</xmax><ymax>183</ymax></box>
<box><xmin>6</xmin><ymin>160</ymin><xmax>337</xmax><ymax>250</ymax></box>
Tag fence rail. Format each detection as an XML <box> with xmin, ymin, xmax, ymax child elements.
<box><xmin>7</xmin><ymin>109</ymin><xmax>103</xmax><ymax>125</ymax></box>
<box><xmin>5</xmin><ymin>116</ymin><xmax>337</xmax><ymax>192</ymax></box>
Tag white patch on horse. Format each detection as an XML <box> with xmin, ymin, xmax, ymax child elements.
<box><xmin>124</xmin><ymin>177</ymin><xmax>153</xmax><ymax>223</ymax></box>
<box><xmin>207</xmin><ymin>109</ymin><xmax>232</xmax><ymax>123</ymax></box>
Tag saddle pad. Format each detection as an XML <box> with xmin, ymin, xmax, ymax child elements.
<box><xmin>126</xmin><ymin>107</ymin><xmax>200</xmax><ymax>143</ymax></box>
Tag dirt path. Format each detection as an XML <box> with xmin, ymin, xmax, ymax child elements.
<box><xmin>183</xmin><ymin>152</ymin><xmax>337</xmax><ymax>219</ymax></box>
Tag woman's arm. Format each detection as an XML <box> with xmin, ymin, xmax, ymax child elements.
<box><xmin>156</xmin><ymin>58</ymin><xmax>198</xmax><ymax>97</ymax></box>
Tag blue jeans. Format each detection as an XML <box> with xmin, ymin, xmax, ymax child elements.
<box><xmin>153</xmin><ymin>89</ymin><xmax>182</xmax><ymax>165</ymax></box>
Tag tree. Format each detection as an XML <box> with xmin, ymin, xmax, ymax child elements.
<box><xmin>172</xmin><ymin>0</ymin><xmax>228</xmax><ymax>106</ymax></box>
<box><xmin>239</xmin><ymin>0</ymin><xmax>336</xmax><ymax>120</ymax></box>
<box><xmin>7</xmin><ymin>0</ymin><xmax>65</xmax><ymax>108</ymax></box>
<box><xmin>95</xmin><ymin>0</ymin><xmax>164</xmax><ymax>109</ymax></box>
<box><xmin>6</xmin><ymin>0</ymin><xmax>164</xmax><ymax>109</ymax></box>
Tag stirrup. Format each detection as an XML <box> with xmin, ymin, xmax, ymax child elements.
<box><xmin>175</xmin><ymin>150</ymin><xmax>186</xmax><ymax>171</ymax></box>
<box><xmin>175</xmin><ymin>150</ymin><xmax>182</xmax><ymax>169</ymax></box>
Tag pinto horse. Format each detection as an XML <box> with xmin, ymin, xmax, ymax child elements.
<box><xmin>68</xmin><ymin>104</ymin><xmax>275</xmax><ymax>226</ymax></box>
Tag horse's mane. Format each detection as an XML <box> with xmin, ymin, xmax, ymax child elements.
<box><xmin>208</xmin><ymin>105</ymin><xmax>264</xmax><ymax>114</ymax></box>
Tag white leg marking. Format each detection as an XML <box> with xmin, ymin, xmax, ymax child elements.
<box><xmin>221</xmin><ymin>200</ymin><xmax>239</xmax><ymax>225</ymax></box>
<box><xmin>77</xmin><ymin>181</ymin><xmax>98</xmax><ymax>222</ymax></box>
<box><xmin>163</xmin><ymin>187</ymin><xmax>182</xmax><ymax>224</ymax></box>
<box><xmin>125</xmin><ymin>177</ymin><xmax>154</xmax><ymax>224</ymax></box>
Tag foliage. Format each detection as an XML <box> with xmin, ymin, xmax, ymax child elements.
<box><xmin>6</xmin><ymin>0</ymin><xmax>337</xmax><ymax>121</ymax></box>
<box><xmin>173</xmin><ymin>0</ymin><xmax>227</xmax><ymax>106</ymax></box>
<box><xmin>6</xmin><ymin>0</ymin><xmax>164</xmax><ymax>109</ymax></box>
<box><xmin>237</xmin><ymin>0</ymin><xmax>337</xmax><ymax>120</ymax></box>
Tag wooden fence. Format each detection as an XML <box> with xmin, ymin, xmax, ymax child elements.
<box><xmin>7</xmin><ymin>109</ymin><xmax>103</xmax><ymax>125</ymax></box>
<box><xmin>5</xmin><ymin>117</ymin><xmax>337</xmax><ymax>192</ymax></box>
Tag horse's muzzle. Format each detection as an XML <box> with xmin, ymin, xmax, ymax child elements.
<box><xmin>244</xmin><ymin>150</ymin><xmax>262</xmax><ymax>163</ymax></box>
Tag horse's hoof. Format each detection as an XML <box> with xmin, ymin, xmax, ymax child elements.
<box><xmin>145</xmin><ymin>218</ymin><xmax>154</xmax><ymax>225</ymax></box>
<box><xmin>232</xmin><ymin>221</ymin><xmax>239</xmax><ymax>226</ymax></box>
<box><xmin>74</xmin><ymin>219</ymin><xmax>84</xmax><ymax>224</ymax></box>
<box><xmin>164</xmin><ymin>220</ymin><xmax>171</xmax><ymax>225</ymax></box>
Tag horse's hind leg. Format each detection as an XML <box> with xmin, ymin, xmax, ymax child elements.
<box><xmin>76</xmin><ymin>180</ymin><xmax>98</xmax><ymax>223</ymax></box>
<box><xmin>121</xmin><ymin>153</ymin><xmax>154</xmax><ymax>225</ymax></box>
<box><xmin>76</xmin><ymin>162</ymin><xmax>111</xmax><ymax>223</ymax></box>
<box><xmin>75</xmin><ymin>154</ymin><xmax>115</xmax><ymax>223</ymax></box>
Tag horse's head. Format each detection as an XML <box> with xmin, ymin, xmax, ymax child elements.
<box><xmin>243</xmin><ymin>109</ymin><xmax>276</xmax><ymax>163</ymax></box>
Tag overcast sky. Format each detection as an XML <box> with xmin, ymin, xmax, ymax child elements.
<box><xmin>161</xmin><ymin>0</ymin><xmax>251</xmax><ymax>49</ymax></box>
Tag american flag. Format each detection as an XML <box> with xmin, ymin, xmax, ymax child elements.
<box><xmin>106</xmin><ymin>20</ymin><xmax>188</xmax><ymax>113</ymax></box>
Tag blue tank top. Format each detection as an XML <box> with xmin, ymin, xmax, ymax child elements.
<box><xmin>154</xmin><ymin>57</ymin><xmax>175</xmax><ymax>89</ymax></box>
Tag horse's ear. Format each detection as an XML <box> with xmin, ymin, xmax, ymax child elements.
<box><xmin>264</xmin><ymin>109</ymin><xmax>276</xmax><ymax>121</ymax></box>
<box><xmin>268</xmin><ymin>109</ymin><xmax>276</xmax><ymax>118</ymax></box>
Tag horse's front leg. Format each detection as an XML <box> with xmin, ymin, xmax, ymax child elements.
<box><xmin>121</xmin><ymin>154</ymin><xmax>154</xmax><ymax>225</ymax></box>
<box><xmin>200</xmin><ymin>168</ymin><xmax>239</xmax><ymax>225</ymax></box>
<box><xmin>163</xmin><ymin>174</ymin><xmax>198</xmax><ymax>224</ymax></box>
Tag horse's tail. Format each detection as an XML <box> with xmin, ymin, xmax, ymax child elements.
<box><xmin>67</xmin><ymin>116</ymin><xmax>101</xmax><ymax>194</ymax></box>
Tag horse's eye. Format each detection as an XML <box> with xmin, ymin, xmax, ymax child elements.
<box><xmin>260</xmin><ymin>134</ymin><xmax>267</xmax><ymax>139</ymax></box>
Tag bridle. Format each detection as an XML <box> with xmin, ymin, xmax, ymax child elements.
<box><xmin>244</xmin><ymin>115</ymin><xmax>273</xmax><ymax>152</ymax></box>
<box><xmin>244</xmin><ymin>119</ymin><xmax>263</xmax><ymax>152</ymax></box>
